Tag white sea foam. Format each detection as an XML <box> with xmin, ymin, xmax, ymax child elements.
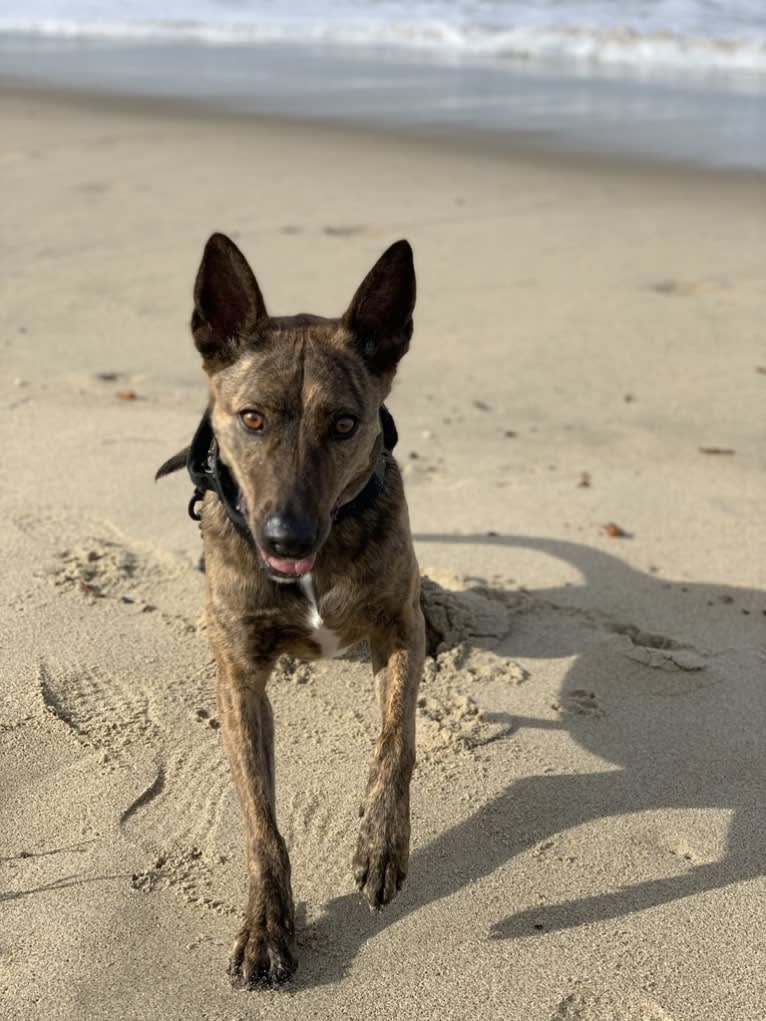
<box><xmin>1</xmin><ymin>2</ymin><xmax>765</xmax><ymax>78</ymax></box>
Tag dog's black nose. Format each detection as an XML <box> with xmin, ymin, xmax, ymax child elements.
<box><xmin>262</xmin><ymin>512</ymin><xmax>319</xmax><ymax>560</ymax></box>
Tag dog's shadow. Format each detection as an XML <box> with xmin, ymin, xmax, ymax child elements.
<box><xmin>293</xmin><ymin>533</ymin><xmax>765</xmax><ymax>989</ymax></box>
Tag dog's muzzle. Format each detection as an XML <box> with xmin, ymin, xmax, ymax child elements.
<box><xmin>258</xmin><ymin>511</ymin><xmax>319</xmax><ymax>579</ymax></box>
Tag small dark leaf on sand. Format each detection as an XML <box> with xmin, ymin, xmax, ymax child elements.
<box><xmin>699</xmin><ymin>446</ymin><xmax>735</xmax><ymax>456</ymax></box>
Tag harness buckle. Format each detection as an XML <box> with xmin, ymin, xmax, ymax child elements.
<box><xmin>188</xmin><ymin>487</ymin><xmax>205</xmax><ymax>522</ymax></box>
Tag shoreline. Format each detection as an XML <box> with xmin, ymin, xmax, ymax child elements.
<box><xmin>3</xmin><ymin>77</ymin><xmax>766</xmax><ymax>189</ymax></box>
<box><xmin>2</xmin><ymin>34</ymin><xmax>766</xmax><ymax>174</ymax></box>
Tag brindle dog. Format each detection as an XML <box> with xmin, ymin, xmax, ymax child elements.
<box><xmin>158</xmin><ymin>233</ymin><xmax>425</xmax><ymax>988</ymax></box>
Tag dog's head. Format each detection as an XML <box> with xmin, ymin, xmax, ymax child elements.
<box><xmin>191</xmin><ymin>232</ymin><xmax>416</xmax><ymax>582</ymax></box>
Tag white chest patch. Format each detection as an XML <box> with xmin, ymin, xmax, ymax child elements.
<box><xmin>298</xmin><ymin>574</ymin><xmax>347</xmax><ymax>659</ymax></box>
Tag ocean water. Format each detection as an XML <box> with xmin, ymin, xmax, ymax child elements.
<box><xmin>3</xmin><ymin>1</ymin><xmax>766</xmax><ymax>76</ymax></box>
<box><xmin>1</xmin><ymin>2</ymin><xmax>765</xmax><ymax>170</ymax></box>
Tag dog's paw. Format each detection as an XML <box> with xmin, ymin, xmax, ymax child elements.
<box><xmin>353</xmin><ymin>798</ymin><xmax>410</xmax><ymax>910</ymax></box>
<box><xmin>228</xmin><ymin>882</ymin><xmax>296</xmax><ymax>988</ymax></box>
<box><xmin>228</xmin><ymin>926</ymin><xmax>296</xmax><ymax>989</ymax></box>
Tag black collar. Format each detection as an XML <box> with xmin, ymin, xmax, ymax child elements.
<box><xmin>185</xmin><ymin>407</ymin><xmax>398</xmax><ymax>547</ymax></box>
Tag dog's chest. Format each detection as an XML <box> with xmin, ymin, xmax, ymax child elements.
<box><xmin>298</xmin><ymin>575</ymin><xmax>347</xmax><ymax>658</ymax></box>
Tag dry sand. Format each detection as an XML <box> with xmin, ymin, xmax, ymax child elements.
<box><xmin>1</xmin><ymin>87</ymin><xmax>765</xmax><ymax>1020</ymax></box>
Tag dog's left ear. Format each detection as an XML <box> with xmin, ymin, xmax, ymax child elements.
<box><xmin>191</xmin><ymin>233</ymin><xmax>268</xmax><ymax>370</ymax></box>
<box><xmin>343</xmin><ymin>240</ymin><xmax>416</xmax><ymax>376</ymax></box>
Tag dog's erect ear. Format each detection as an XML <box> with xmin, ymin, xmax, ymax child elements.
<box><xmin>191</xmin><ymin>233</ymin><xmax>267</xmax><ymax>368</ymax></box>
<box><xmin>343</xmin><ymin>240</ymin><xmax>416</xmax><ymax>375</ymax></box>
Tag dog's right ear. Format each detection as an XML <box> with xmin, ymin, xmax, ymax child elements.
<box><xmin>191</xmin><ymin>233</ymin><xmax>267</xmax><ymax>370</ymax></box>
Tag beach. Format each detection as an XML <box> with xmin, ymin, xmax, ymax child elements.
<box><xmin>1</xmin><ymin>82</ymin><xmax>765</xmax><ymax>1020</ymax></box>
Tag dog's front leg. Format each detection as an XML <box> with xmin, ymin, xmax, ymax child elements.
<box><xmin>212</xmin><ymin>628</ymin><xmax>296</xmax><ymax>987</ymax></box>
<box><xmin>354</xmin><ymin>597</ymin><xmax>425</xmax><ymax>909</ymax></box>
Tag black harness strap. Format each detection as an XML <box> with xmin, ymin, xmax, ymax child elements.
<box><xmin>186</xmin><ymin>412</ymin><xmax>252</xmax><ymax>544</ymax></box>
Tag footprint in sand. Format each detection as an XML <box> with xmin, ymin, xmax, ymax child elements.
<box><xmin>551</xmin><ymin>990</ymin><xmax>675</xmax><ymax>1021</ymax></box>
<box><xmin>552</xmin><ymin>688</ymin><xmax>605</xmax><ymax>718</ymax></box>
<box><xmin>38</xmin><ymin>659</ymin><xmax>160</xmax><ymax>764</ymax></box>
<box><xmin>602</xmin><ymin>623</ymin><xmax>710</xmax><ymax>694</ymax></box>
<box><xmin>39</xmin><ymin>651</ymin><xmax>238</xmax><ymax>913</ymax></box>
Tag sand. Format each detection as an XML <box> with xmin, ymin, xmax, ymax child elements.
<box><xmin>1</xmin><ymin>87</ymin><xmax>765</xmax><ymax>1020</ymax></box>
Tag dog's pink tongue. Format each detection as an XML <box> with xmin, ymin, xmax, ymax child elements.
<box><xmin>264</xmin><ymin>552</ymin><xmax>317</xmax><ymax>577</ymax></box>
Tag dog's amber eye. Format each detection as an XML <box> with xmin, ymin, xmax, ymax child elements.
<box><xmin>240</xmin><ymin>410</ymin><xmax>265</xmax><ymax>433</ymax></box>
<box><xmin>333</xmin><ymin>415</ymin><xmax>357</xmax><ymax>439</ymax></box>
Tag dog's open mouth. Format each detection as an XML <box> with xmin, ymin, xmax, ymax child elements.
<box><xmin>238</xmin><ymin>490</ymin><xmax>317</xmax><ymax>580</ymax></box>
<box><xmin>257</xmin><ymin>548</ymin><xmax>317</xmax><ymax>580</ymax></box>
